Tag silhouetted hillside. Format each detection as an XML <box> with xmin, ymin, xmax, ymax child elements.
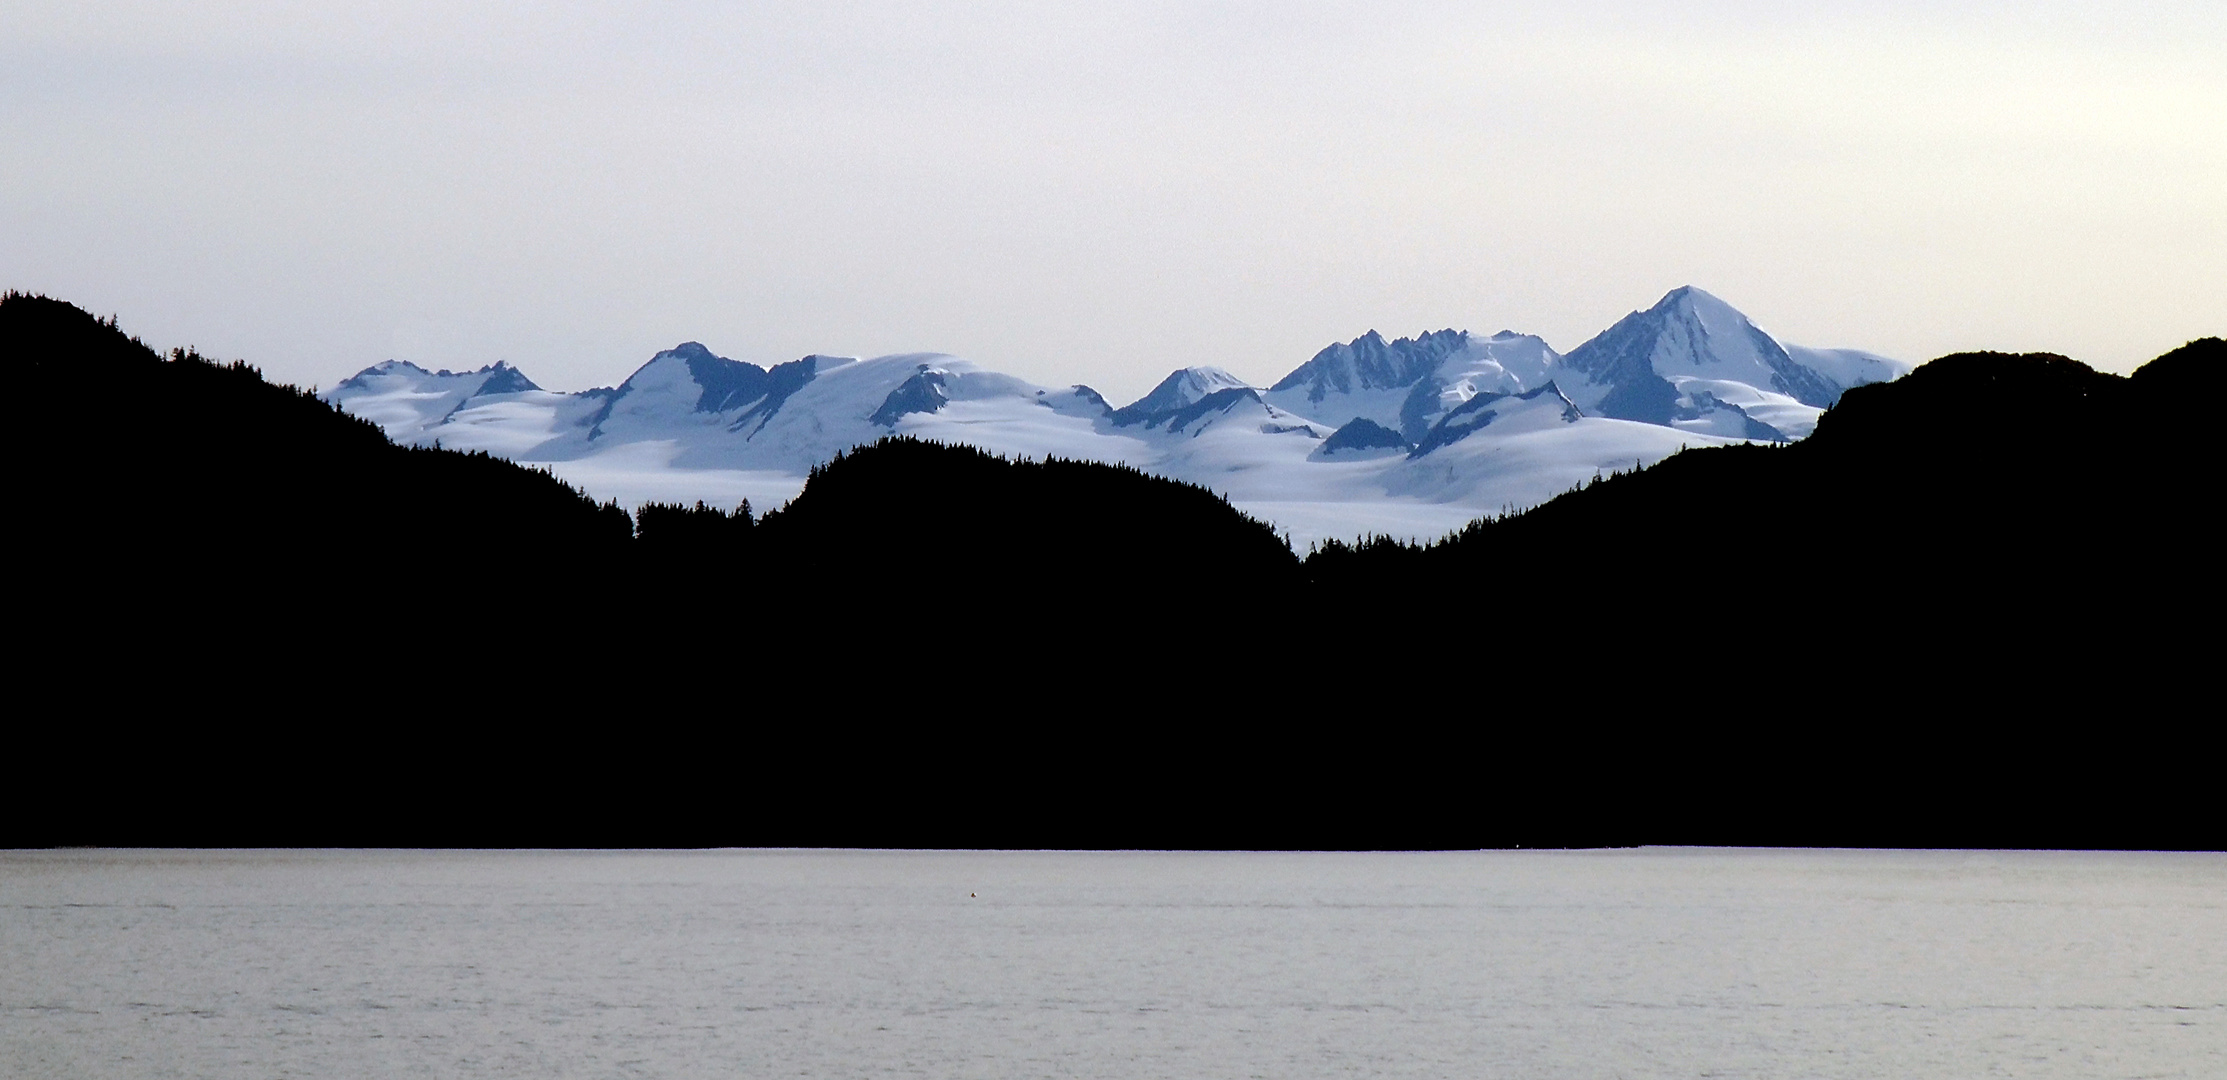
<box><xmin>785</xmin><ymin>438</ymin><xmax>1295</xmax><ymax>600</ymax></box>
<box><xmin>6</xmin><ymin>294</ymin><xmax>2216</xmax><ymax>852</ymax></box>
<box><xmin>1309</xmin><ymin>341</ymin><xmax>2219</xmax><ymax>625</ymax></box>
<box><xmin>1294</xmin><ymin>341</ymin><xmax>2220</xmax><ymax>851</ymax></box>
<box><xmin>635</xmin><ymin>437</ymin><xmax>1299</xmax><ymax>602</ymax></box>
<box><xmin>3</xmin><ymin>296</ymin><xmax>1315</xmax><ymax>851</ymax></box>
<box><xmin>8</xmin><ymin>293</ymin><xmax>631</xmax><ymax>587</ymax></box>
<box><xmin>9</xmin><ymin>294</ymin><xmax>630</xmax><ymax>848</ymax></box>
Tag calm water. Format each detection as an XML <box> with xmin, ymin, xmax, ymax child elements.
<box><xmin>3</xmin><ymin>848</ymin><xmax>2221</xmax><ymax>1079</ymax></box>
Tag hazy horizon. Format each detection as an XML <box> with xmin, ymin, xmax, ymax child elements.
<box><xmin>6</xmin><ymin>1</ymin><xmax>2221</xmax><ymax>401</ymax></box>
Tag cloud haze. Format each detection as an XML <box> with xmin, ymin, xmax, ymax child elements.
<box><xmin>5</xmin><ymin>1</ymin><xmax>2221</xmax><ymax>399</ymax></box>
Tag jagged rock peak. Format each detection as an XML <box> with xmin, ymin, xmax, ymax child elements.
<box><xmin>1269</xmin><ymin>328</ymin><xmax>1472</xmax><ymax>399</ymax></box>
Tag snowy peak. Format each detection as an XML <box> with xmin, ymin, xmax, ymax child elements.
<box><xmin>608</xmin><ymin>343</ymin><xmax>769</xmax><ymax>414</ymax></box>
<box><xmin>324</xmin><ymin>359</ymin><xmax>549</xmax><ymax>440</ymax></box>
<box><xmin>1120</xmin><ymin>366</ymin><xmax>1254</xmax><ymax>417</ymax></box>
<box><xmin>1110</xmin><ymin>366</ymin><xmax>1261</xmax><ymax>429</ymax></box>
<box><xmin>579</xmin><ymin>346</ymin><xmax>846</xmax><ymax>441</ymax></box>
<box><xmin>1561</xmin><ymin>287</ymin><xmax>1842</xmax><ymax>421</ymax></box>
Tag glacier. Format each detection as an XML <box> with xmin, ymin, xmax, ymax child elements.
<box><xmin>324</xmin><ymin>287</ymin><xmax>1907</xmax><ymax>549</ymax></box>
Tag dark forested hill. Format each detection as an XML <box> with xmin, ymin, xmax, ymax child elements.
<box><xmin>6</xmin><ymin>293</ymin><xmax>2216</xmax><ymax>852</ymax></box>
<box><xmin>1309</xmin><ymin>340</ymin><xmax>2220</xmax><ymax>641</ymax></box>
<box><xmin>639</xmin><ymin>436</ymin><xmax>1299</xmax><ymax>623</ymax></box>
<box><xmin>2</xmin><ymin>296</ymin><xmax>1312</xmax><ymax>850</ymax></box>
<box><xmin>1292</xmin><ymin>341</ymin><xmax>2221</xmax><ymax>852</ymax></box>
<box><xmin>8</xmin><ymin>292</ymin><xmax>632</xmax><ymax>591</ymax></box>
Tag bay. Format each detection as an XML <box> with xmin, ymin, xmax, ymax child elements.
<box><xmin>3</xmin><ymin>848</ymin><xmax>2221</xmax><ymax>1078</ymax></box>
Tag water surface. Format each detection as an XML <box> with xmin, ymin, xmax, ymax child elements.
<box><xmin>4</xmin><ymin>848</ymin><xmax>2221</xmax><ymax>1078</ymax></box>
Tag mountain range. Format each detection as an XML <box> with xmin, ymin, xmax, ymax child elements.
<box><xmin>326</xmin><ymin>287</ymin><xmax>1906</xmax><ymax>546</ymax></box>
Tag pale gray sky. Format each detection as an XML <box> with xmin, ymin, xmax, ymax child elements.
<box><xmin>5</xmin><ymin>1</ymin><xmax>2221</xmax><ymax>401</ymax></box>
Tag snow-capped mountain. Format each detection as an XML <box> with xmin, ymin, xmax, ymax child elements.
<box><xmin>1111</xmin><ymin>366</ymin><xmax>1255</xmax><ymax>422</ymax></box>
<box><xmin>324</xmin><ymin>287</ymin><xmax>1906</xmax><ymax>547</ymax></box>
<box><xmin>1107</xmin><ymin>367</ymin><xmax>1332</xmax><ymax>444</ymax></box>
<box><xmin>327</xmin><ymin>360</ymin><xmax>552</xmax><ymax>452</ymax></box>
<box><xmin>1262</xmin><ymin>329</ymin><xmax>1562</xmax><ymax>443</ymax></box>
<box><xmin>1556</xmin><ymin>286</ymin><xmax>1908</xmax><ymax>440</ymax></box>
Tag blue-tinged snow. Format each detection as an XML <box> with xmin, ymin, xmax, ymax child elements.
<box><xmin>325</xmin><ymin>360</ymin><xmax>566</xmax><ymax>454</ymax></box>
<box><xmin>1383</xmin><ymin>418</ymin><xmax>1743</xmax><ymax>509</ymax></box>
<box><xmin>1782</xmin><ymin>344</ymin><xmax>1911</xmax><ymax>393</ymax></box>
<box><xmin>1408</xmin><ymin>384</ymin><xmax>1585</xmax><ymax>458</ymax></box>
<box><xmin>323</xmin><ymin>288</ymin><xmax>1905</xmax><ymax>548</ymax></box>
